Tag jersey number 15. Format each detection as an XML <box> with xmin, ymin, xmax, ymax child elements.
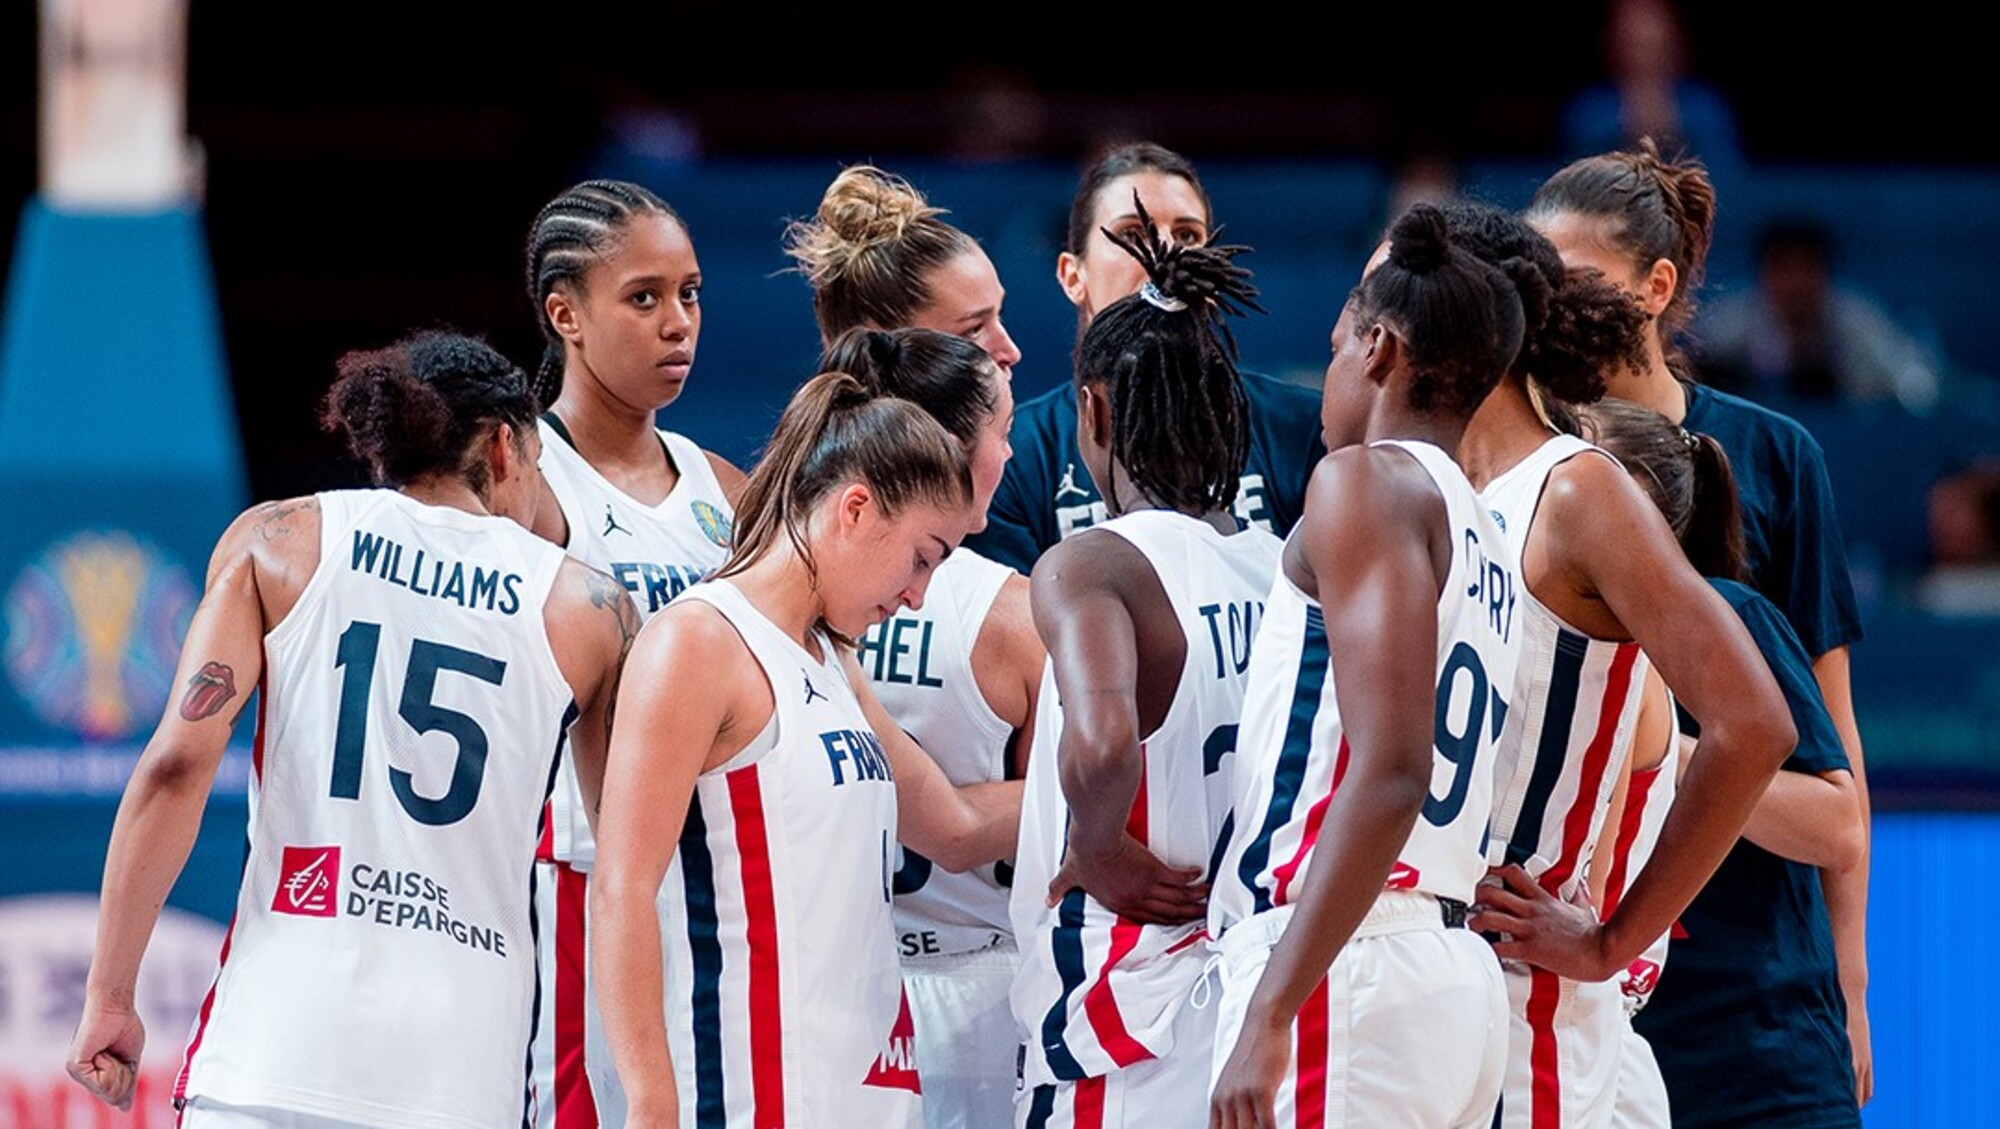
<box><xmin>329</xmin><ymin>620</ymin><xmax>507</xmax><ymax>827</ymax></box>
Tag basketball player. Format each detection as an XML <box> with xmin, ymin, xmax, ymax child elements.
<box><xmin>67</xmin><ymin>331</ymin><xmax>636</xmax><ymax>1128</ymax></box>
<box><xmin>1581</xmin><ymin>398</ymin><xmax>1864</xmax><ymax>1129</ymax></box>
<box><xmin>968</xmin><ymin>142</ymin><xmax>1323</xmax><ymax>573</ymax></box>
<box><xmin>1207</xmin><ymin>205</ymin><xmax>1532</xmax><ymax>1129</ymax></box>
<box><xmin>1443</xmin><ymin>198</ymin><xmax>1795</xmax><ymax>1129</ymax></box>
<box><xmin>1010</xmin><ymin>207</ymin><xmax>1280</xmax><ymax>1129</ymax></box>
<box><xmin>589</xmin><ymin>371</ymin><xmax>1024</xmax><ymax>1129</ymax></box>
<box><xmin>521</xmin><ymin>178</ymin><xmax>745</xmax><ymax>1129</ymax></box>
<box><xmin>786</xmin><ymin>166</ymin><xmax>1043</xmax><ymax>1129</ymax></box>
<box><xmin>1523</xmin><ymin>143</ymin><xmax>1876</xmax><ymax>1104</ymax></box>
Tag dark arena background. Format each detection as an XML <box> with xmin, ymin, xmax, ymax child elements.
<box><xmin>0</xmin><ymin>3</ymin><xmax>1992</xmax><ymax>1124</ymax></box>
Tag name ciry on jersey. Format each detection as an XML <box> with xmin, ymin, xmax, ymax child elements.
<box><xmin>348</xmin><ymin>529</ymin><xmax>524</xmax><ymax>615</ymax></box>
<box><xmin>609</xmin><ymin>560</ymin><xmax>712</xmax><ymax>614</ymax></box>
<box><xmin>271</xmin><ymin>845</ymin><xmax>508</xmax><ymax>957</ymax></box>
<box><xmin>1463</xmin><ymin>525</ymin><xmax>1518</xmax><ymax>644</ymax></box>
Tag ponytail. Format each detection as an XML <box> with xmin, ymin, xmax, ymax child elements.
<box><xmin>1582</xmin><ymin>397</ymin><xmax>1747</xmax><ymax>581</ymax></box>
<box><xmin>1075</xmin><ymin>192</ymin><xmax>1259</xmax><ymax>514</ymax></box>
<box><xmin>718</xmin><ymin>371</ymin><xmax>971</xmax><ymax>637</ymax></box>
<box><xmin>817</xmin><ymin>326</ymin><xmax>1000</xmax><ymax>448</ymax></box>
<box><xmin>1685</xmin><ymin>431</ymin><xmax>1748</xmax><ymax>582</ymax></box>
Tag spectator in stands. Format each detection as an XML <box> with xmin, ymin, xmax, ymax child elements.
<box><xmin>1563</xmin><ymin>0</ymin><xmax>1743</xmax><ymax>185</ymax></box>
<box><xmin>1917</xmin><ymin>463</ymin><xmax>2000</xmax><ymax>616</ymax></box>
<box><xmin>1701</xmin><ymin>220</ymin><xmax>1942</xmax><ymax>415</ymax></box>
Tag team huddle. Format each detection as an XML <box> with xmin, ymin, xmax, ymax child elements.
<box><xmin>66</xmin><ymin>141</ymin><xmax>1868</xmax><ymax>1129</ymax></box>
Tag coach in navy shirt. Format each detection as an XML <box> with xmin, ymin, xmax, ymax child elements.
<box><xmin>1681</xmin><ymin>382</ymin><xmax>1863</xmax><ymax>657</ymax></box>
<box><xmin>965</xmin><ymin>142</ymin><xmax>1323</xmax><ymax>573</ymax></box>
<box><xmin>1636</xmin><ymin>579</ymin><xmax>1862</xmax><ymax>1128</ymax></box>
<box><xmin>973</xmin><ymin>370</ymin><xmax>1321</xmax><ymax>573</ymax></box>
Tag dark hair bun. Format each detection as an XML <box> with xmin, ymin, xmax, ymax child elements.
<box><xmin>1387</xmin><ymin>205</ymin><xmax>1453</xmax><ymax>273</ymax></box>
<box><xmin>1499</xmin><ymin>255</ymin><xmax>1552</xmax><ymax>336</ymax></box>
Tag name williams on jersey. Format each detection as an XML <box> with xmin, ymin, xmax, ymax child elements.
<box><xmin>349</xmin><ymin>529</ymin><xmax>525</xmax><ymax>615</ymax></box>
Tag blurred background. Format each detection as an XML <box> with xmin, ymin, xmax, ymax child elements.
<box><xmin>0</xmin><ymin>2</ymin><xmax>1993</xmax><ymax>1125</ymax></box>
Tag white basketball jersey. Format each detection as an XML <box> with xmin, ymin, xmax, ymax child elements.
<box><xmin>857</xmin><ymin>548</ymin><xmax>1018</xmax><ymax>958</ymax></box>
<box><xmin>1011</xmin><ymin>510</ymin><xmax>1281</xmax><ymax>1087</ymax></box>
<box><xmin>177</xmin><ymin>490</ymin><xmax>576</xmax><ymax>1129</ymax></box>
<box><xmin>1606</xmin><ymin>727</ymin><xmax>1680</xmax><ymax>1013</ymax></box>
<box><xmin>1481</xmin><ymin>434</ymin><xmax>1652</xmax><ymax>904</ymax></box>
<box><xmin>1211</xmin><ymin>439</ymin><xmax>1521</xmax><ymax>936</ymax></box>
<box><xmin>658</xmin><ymin>580</ymin><xmax>921</xmax><ymax>1129</ymax></box>
<box><xmin>537</xmin><ymin>418</ymin><xmax>734</xmax><ymax>869</ymax></box>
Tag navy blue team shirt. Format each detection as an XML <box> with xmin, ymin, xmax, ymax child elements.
<box><xmin>1635</xmin><ymin>578</ymin><xmax>1860</xmax><ymax>1128</ymax></box>
<box><xmin>1681</xmin><ymin>381</ymin><xmax>1863</xmax><ymax>658</ymax></box>
<box><xmin>966</xmin><ymin>370</ymin><xmax>1325</xmax><ymax>574</ymax></box>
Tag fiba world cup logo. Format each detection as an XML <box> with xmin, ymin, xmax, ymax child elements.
<box><xmin>691</xmin><ymin>499</ymin><xmax>733</xmax><ymax>548</ymax></box>
<box><xmin>3</xmin><ymin>530</ymin><xmax>197</xmax><ymax>740</ymax></box>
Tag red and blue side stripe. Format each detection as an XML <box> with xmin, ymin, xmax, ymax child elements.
<box><xmin>1238</xmin><ymin>606</ymin><xmax>1331</xmax><ymax>913</ymax></box>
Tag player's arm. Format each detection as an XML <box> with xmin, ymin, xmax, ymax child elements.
<box><xmin>544</xmin><ymin>561</ymin><xmax>642</xmax><ymax>838</ymax></box>
<box><xmin>70</xmin><ymin>502</ymin><xmax>295</xmax><ymax>1110</ymax></box>
<box><xmin>842</xmin><ymin>651</ymin><xmax>1020</xmax><ymax>873</ymax></box>
<box><xmin>1031</xmin><ymin>531</ymin><xmax>1204</xmax><ymax>924</ymax></box>
<box><xmin>1211</xmin><ymin>449</ymin><xmax>1445</xmax><ymax>1129</ymax></box>
<box><xmin>1729</xmin><ymin>767</ymin><xmax>1863</xmax><ymax>871</ymax></box>
<box><xmin>590</xmin><ymin>603</ymin><xmax>746</xmax><ymax>1127</ymax></box>
<box><xmin>1811</xmin><ymin>646</ymin><xmax>1874</xmax><ymax>1104</ymax></box>
<box><xmin>970</xmin><ymin>573</ymin><xmax>1043</xmax><ymax>775</ymax></box>
<box><xmin>1691</xmin><ymin>595</ymin><xmax>1864</xmax><ymax>872</ymax></box>
<box><xmin>1473</xmin><ymin>458</ymin><xmax>1794</xmax><ymax>980</ymax></box>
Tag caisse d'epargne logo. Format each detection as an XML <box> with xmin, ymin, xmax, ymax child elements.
<box><xmin>272</xmin><ymin>845</ymin><xmax>340</xmax><ymax>917</ymax></box>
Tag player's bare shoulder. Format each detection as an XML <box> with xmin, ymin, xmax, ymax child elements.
<box><xmin>208</xmin><ymin>495</ymin><xmax>323</xmax><ymax>625</ymax></box>
<box><xmin>1300</xmin><ymin>445</ymin><xmax>1444</xmax><ymax>547</ymax></box>
<box><xmin>545</xmin><ymin>559</ymin><xmax>642</xmax><ymax>695</ymax></box>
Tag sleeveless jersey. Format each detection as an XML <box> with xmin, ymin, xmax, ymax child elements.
<box><xmin>1480</xmin><ymin>434</ymin><xmax>1652</xmax><ymax>903</ymax></box>
<box><xmin>1605</xmin><ymin>720</ymin><xmax>1680</xmax><ymax>1013</ymax></box>
<box><xmin>857</xmin><ymin>548</ymin><xmax>1018</xmax><ymax>959</ymax></box>
<box><xmin>537</xmin><ymin>418</ymin><xmax>734</xmax><ymax>869</ymax></box>
<box><xmin>1011</xmin><ymin>510</ymin><xmax>1281</xmax><ymax>1086</ymax></box>
<box><xmin>659</xmin><ymin>580</ymin><xmax>921</xmax><ymax>1129</ymax></box>
<box><xmin>1212</xmin><ymin>439</ymin><xmax>1522</xmax><ymax>935</ymax></box>
<box><xmin>177</xmin><ymin>490</ymin><xmax>576</xmax><ymax>1129</ymax></box>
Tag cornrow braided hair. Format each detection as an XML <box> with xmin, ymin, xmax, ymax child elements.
<box><xmin>524</xmin><ymin>179</ymin><xmax>682</xmax><ymax>404</ymax></box>
<box><xmin>1075</xmin><ymin>193</ymin><xmax>1262</xmax><ymax>516</ymax></box>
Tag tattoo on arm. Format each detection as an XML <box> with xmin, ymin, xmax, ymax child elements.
<box><xmin>250</xmin><ymin>497</ymin><xmax>320</xmax><ymax>542</ymax></box>
<box><xmin>180</xmin><ymin>661</ymin><xmax>238</xmax><ymax>721</ymax></box>
<box><xmin>584</xmin><ymin>570</ymin><xmax>641</xmax><ymax>740</ymax></box>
